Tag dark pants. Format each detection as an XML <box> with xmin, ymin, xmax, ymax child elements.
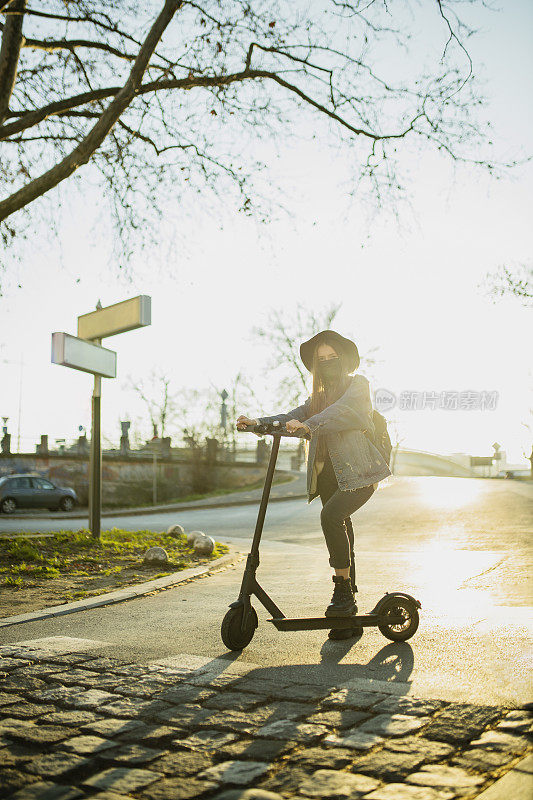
<box><xmin>317</xmin><ymin>451</ymin><xmax>375</xmax><ymax>575</ymax></box>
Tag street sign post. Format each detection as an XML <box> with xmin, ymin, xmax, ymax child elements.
<box><xmin>51</xmin><ymin>333</ymin><xmax>117</xmax><ymax>378</ymax></box>
<box><xmin>52</xmin><ymin>296</ymin><xmax>151</xmax><ymax>540</ymax></box>
<box><xmin>51</xmin><ymin>331</ymin><xmax>117</xmax><ymax>539</ymax></box>
<box><xmin>78</xmin><ymin>295</ymin><xmax>151</xmax><ymax>340</ymax></box>
<box><xmin>470</xmin><ymin>456</ymin><xmax>493</xmax><ymax>466</ymax></box>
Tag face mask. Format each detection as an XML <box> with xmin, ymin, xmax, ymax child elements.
<box><xmin>318</xmin><ymin>357</ymin><xmax>343</xmax><ymax>383</ymax></box>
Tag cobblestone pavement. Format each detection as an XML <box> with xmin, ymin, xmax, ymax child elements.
<box><xmin>0</xmin><ymin>640</ymin><xmax>531</xmax><ymax>800</ymax></box>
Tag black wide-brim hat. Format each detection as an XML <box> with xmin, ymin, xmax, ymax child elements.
<box><xmin>300</xmin><ymin>329</ymin><xmax>360</xmax><ymax>373</ymax></box>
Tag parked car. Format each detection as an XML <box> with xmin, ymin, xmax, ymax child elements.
<box><xmin>0</xmin><ymin>474</ymin><xmax>78</xmax><ymax>513</ymax></box>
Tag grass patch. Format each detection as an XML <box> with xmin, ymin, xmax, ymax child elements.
<box><xmin>0</xmin><ymin>528</ymin><xmax>228</xmax><ymax>592</ymax></box>
<box><xmin>4</xmin><ymin>576</ymin><xmax>23</xmax><ymax>588</ymax></box>
<box><xmin>170</xmin><ymin>473</ymin><xmax>292</xmax><ymax>504</ymax></box>
<box><xmin>106</xmin><ymin>472</ymin><xmax>293</xmax><ymax>510</ymax></box>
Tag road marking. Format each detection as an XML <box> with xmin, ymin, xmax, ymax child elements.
<box><xmin>150</xmin><ymin>653</ymin><xmax>261</xmax><ymax>676</ymax></box>
<box><xmin>6</xmin><ymin>635</ymin><xmax>110</xmax><ymax>653</ymax></box>
<box><xmin>2</xmin><ymin>641</ymin><xmax>260</xmax><ymax>678</ymax></box>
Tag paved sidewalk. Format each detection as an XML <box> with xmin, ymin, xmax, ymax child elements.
<box><xmin>0</xmin><ymin>472</ymin><xmax>307</xmax><ymax>525</ymax></box>
<box><xmin>0</xmin><ymin>638</ymin><xmax>531</xmax><ymax>800</ymax></box>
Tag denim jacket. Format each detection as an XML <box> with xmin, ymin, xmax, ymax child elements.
<box><xmin>258</xmin><ymin>375</ymin><xmax>392</xmax><ymax>503</ymax></box>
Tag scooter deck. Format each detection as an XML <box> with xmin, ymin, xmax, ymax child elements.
<box><xmin>268</xmin><ymin>614</ymin><xmax>380</xmax><ymax>631</ymax></box>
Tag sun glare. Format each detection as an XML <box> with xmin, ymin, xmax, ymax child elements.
<box><xmin>411</xmin><ymin>538</ymin><xmax>502</xmax><ymax>617</ymax></box>
<box><xmin>413</xmin><ymin>477</ymin><xmax>486</xmax><ymax>510</ymax></box>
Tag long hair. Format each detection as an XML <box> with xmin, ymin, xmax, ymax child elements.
<box><xmin>306</xmin><ymin>344</ymin><xmax>353</xmax><ymax>462</ymax></box>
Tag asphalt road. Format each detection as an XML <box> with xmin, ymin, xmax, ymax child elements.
<box><xmin>1</xmin><ymin>477</ymin><xmax>532</xmax><ymax>707</ymax></box>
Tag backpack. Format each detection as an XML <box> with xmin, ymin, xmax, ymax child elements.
<box><xmin>368</xmin><ymin>409</ymin><xmax>392</xmax><ymax>466</ymax></box>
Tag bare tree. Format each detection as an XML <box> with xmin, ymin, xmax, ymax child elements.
<box><xmin>484</xmin><ymin>264</ymin><xmax>532</xmax><ymax>306</ymax></box>
<box><xmin>186</xmin><ymin>385</ymin><xmax>223</xmax><ymax>444</ymax></box>
<box><xmin>209</xmin><ymin>370</ymin><xmax>261</xmax><ymax>451</ymax></box>
<box><xmin>228</xmin><ymin>371</ymin><xmax>262</xmax><ymax>451</ymax></box>
<box><xmin>0</xmin><ymin>0</ymin><xmax>508</xmax><ymax>271</ymax></box>
<box><xmin>125</xmin><ymin>367</ymin><xmax>181</xmax><ymax>440</ymax></box>
<box><xmin>387</xmin><ymin>418</ymin><xmax>406</xmax><ymax>473</ymax></box>
<box><xmin>520</xmin><ymin>404</ymin><xmax>533</xmax><ymax>479</ymax></box>
<box><xmin>125</xmin><ymin>370</ymin><xmax>251</xmax><ymax>448</ymax></box>
<box><xmin>252</xmin><ymin>302</ymin><xmax>379</xmax><ymax>409</ymax></box>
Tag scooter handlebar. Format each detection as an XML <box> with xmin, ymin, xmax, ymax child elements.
<box><xmin>238</xmin><ymin>421</ymin><xmax>311</xmax><ymax>440</ymax></box>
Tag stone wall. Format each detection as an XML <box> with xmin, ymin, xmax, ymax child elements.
<box><xmin>0</xmin><ymin>453</ymin><xmax>270</xmax><ymax>508</ymax></box>
<box><xmin>392</xmin><ymin>449</ymin><xmax>473</xmax><ymax>477</ymax></box>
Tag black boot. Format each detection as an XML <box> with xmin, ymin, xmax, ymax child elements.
<box><xmin>325</xmin><ymin>576</ymin><xmax>357</xmax><ymax>618</ymax></box>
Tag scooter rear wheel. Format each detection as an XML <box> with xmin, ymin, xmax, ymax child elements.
<box><xmin>378</xmin><ymin>596</ymin><xmax>419</xmax><ymax>642</ymax></box>
<box><xmin>221</xmin><ymin>606</ymin><xmax>258</xmax><ymax>651</ymax></box>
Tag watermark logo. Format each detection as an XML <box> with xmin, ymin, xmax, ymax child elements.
<box><xmin>374</xmin><ymin>388</ymin><xmax>397</xmax><ymax>412</ymax></box>
<box><xmin>373</xmin><ymin>389</ymin><xmax>498</xmax><ymax>411</ymax></box>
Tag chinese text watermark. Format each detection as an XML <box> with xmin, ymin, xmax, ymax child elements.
<box><xmin>374</xmin><ymin>389</ymin><xmax>499</xmax><ymax>412</ymax></box>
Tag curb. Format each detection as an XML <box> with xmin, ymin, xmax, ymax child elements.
<box><xmin>0</xmin><ymin>473</ymin><xmax>306</xmax><ymax>522</ymax></box>
<box><xmin>474</xmin><ymin>753</ymin><xmax>533</xmax><ymax>799</ymax></box>
<box><xmin>0</xmin><ymin>547</ymin><xmax>243</xmax><ymax>628</ymax></box>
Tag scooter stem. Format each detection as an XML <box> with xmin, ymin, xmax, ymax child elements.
<box><xmin>249</xmin><ymin>432</ymin><xmax>282</xmax><ymax>560</ymax></box>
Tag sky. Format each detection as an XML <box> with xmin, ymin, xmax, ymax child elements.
<box><xmin>0</xmin><ymin>0</ymin><xmax>532</xmax><ymax>465</ymax></box>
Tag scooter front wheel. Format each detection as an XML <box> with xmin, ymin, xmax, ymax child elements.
<box><xmin>221</xmin><ymin>605</ymin><xmax>258</xmax><ymax>651</ymax></box>
<box><xmin>378</xmin><ymin>595</ymin><xmax>419</xmax><ymax>642</ymax></box>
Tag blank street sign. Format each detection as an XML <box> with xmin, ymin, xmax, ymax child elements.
<box><xmin>77</xmin><ymin>295</ymin><xmax>151</xmax><ymax>340</ymax></box>
<box><xmin>51</xmin><ymin>333</ymin><xmax>117</xmax><ymax>378</ymax></box>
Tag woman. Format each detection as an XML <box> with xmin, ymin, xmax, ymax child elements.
<box><xmin>237</xmin><ymin>329</ymin><xmax>391</xmax><ymax>640</ymax></box>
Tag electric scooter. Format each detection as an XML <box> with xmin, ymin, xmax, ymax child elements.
<box><xmin>221</xmin><ymin>421</ymin><xmax>421</xmax><ymax>651</ymax></box>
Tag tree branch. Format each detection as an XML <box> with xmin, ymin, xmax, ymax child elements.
<box><xmin>1</xmin><ymin>64</ymin><xmax>413</xmax><ymax>145</ymax></box>
<box><xmin>245</xmin><ymin>42</ymin><xmax>333</xmax><ymax>76</ymax></box>
<box><xmin>21</xmin><ymin>36</ymin><xmax>137</xmax><ymax>61</ymax></box>
<box><xmin>256</xmin><ymin>70</ymin><xmax>422</xmax><ymax>141</ymax></box>
<box><xmin>2</xmin><ymin>5</ymin><xmax>145</xmax><ymax>51</ymax></box>
<box><xmin>0</xmin><ymin>0</ymin><xmax>183</xmax><ymax>222</ymax></box>
<box><xmin>18</xmin><ymin>35</ymin><xmax>193</xmax><ymax>73</ymax></box>
<box><xmin>2</xmin><ymin>4</ymin><xmax>182</xmax><ymax>69</ymax></box>
<box><xmin>0</xmin><ymin>0</ymin><xmax>25</xmax><ymax>125</ymax></box>
<box><xmin>0</xmin><ymin>67</ymin><xmax>264</xmax><ymax>140</ymax></box>
<box><xmin>435</xmin><ymin>0</ymin><xmax>473</xmax><ymax>97</ymax></box>
<box><xmin>0</xmin><ymin>86</ymin><xmax>122</xmax><ymax>139</ymax></box>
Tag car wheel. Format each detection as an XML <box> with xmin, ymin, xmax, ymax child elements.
<box><xmin>1</xmin><ymin>497</ymin><xmax>17</xmax><ymax>514</ymax></box>
<box><xmin>59</xmin><ymin>496</ymin><xmax>75</xmax><ymax>512</ymax></box>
